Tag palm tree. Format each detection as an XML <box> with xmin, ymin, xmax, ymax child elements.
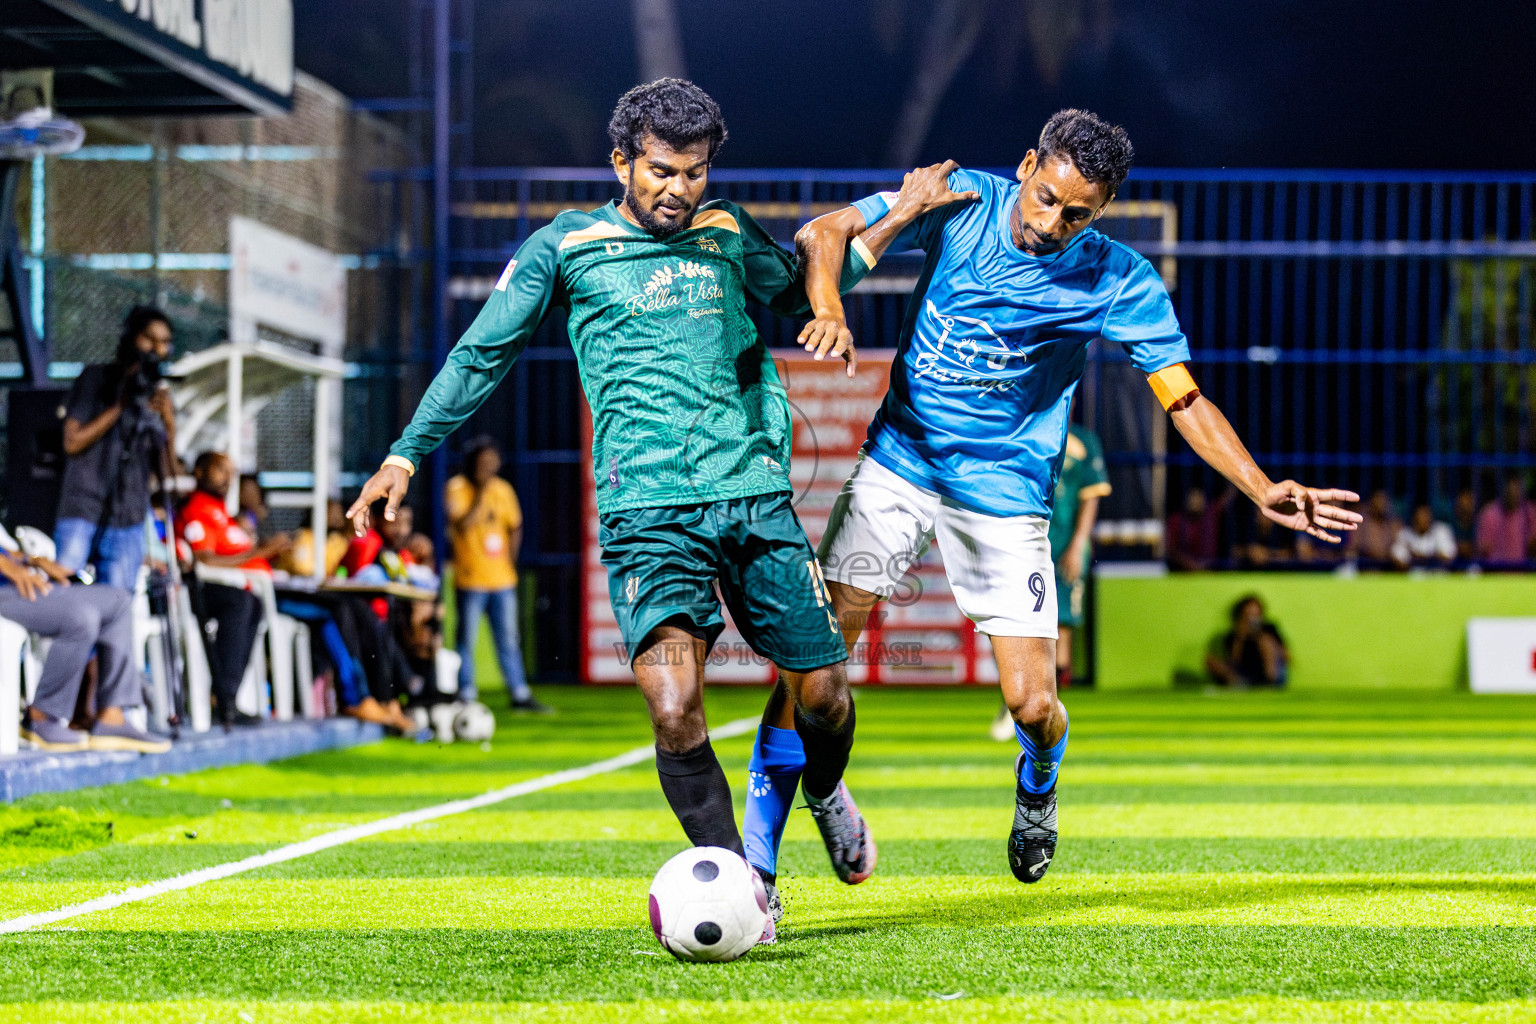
<box><xmin>874</xmin><ymin>0</ymin><xmax>1107</xmax><ymax>167</ymax></box>
<box><xmin>633</xmin><ymin>0</ymin><xmax>688</xmax><ymax>82</ymax></box>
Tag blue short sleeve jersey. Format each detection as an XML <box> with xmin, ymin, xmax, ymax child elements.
<box><xmin>853</xmin><ymin>168</ymin><xmax>1190</xmax><ymax>518</ymax></box>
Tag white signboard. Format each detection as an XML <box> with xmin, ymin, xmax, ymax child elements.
<box><xmin>1467</xmin><ymin>618</ymin><xmax>1536</xmax><ymax>693</ymax></box>
<box><xmin>229</xmin><ymin>216</ymin><xmax>346</xmax><ymax>352</ymax></box>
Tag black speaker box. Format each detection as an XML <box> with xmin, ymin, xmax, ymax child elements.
<box><xmin>6</xmin><ymin>386</ymin><xmax>68</xmax><ymax>533</ymax></box>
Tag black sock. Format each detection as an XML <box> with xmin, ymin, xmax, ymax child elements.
<box><xmin>794</xmin><ymin>700</ymin><xmax>856</xmax><ymax>801</ymax></box>
<box><xmin>655</xmin><ymin>739</ymin><xmax>744</xmax><ymax>855</ymax></box>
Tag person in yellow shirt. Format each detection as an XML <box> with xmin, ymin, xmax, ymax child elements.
<box><xmin>274</xmin><ymin>499</ymin><xmax>352</xmax><ymax>578</ymax></box>
<box><xmin>445</xmin><ymin>438</ymin><xmax>549</xmax><ymax>712</ymax></box>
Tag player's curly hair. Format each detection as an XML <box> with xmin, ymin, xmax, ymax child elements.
<box><xmin>1036</xmin><ymin>109</ymin><xmax>1134</xmax><ymax>198</ymax></box>
<box><xmin>608</xmin><ymin>78</ymin><xmax>727</xmax><ymax>163</ymax></box>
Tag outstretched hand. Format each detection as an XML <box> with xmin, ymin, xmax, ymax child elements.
<box><xmin>798</xmin><ymin>315</ymin><xmax>858</xmax><ymax>376</ymax></box>
<box><xmin>891</xmin><ymin>159</ymin><xmax>981</xmax><ymax>219</ymax></box>
<box><xmin>1260</xmin><ymin>481</ymin><xmax>1362</xmax><ymax>543</ymax></box>
<box><xmin>346</xmin><ymin>464</ymin><xmax>411</xmax><ymax>537</ymax></box>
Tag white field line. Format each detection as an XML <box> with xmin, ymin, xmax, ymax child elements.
<box><xmin>0</xmin><ymin>715</ymin><xmax>760</xmax><ymax>935</ymax></box>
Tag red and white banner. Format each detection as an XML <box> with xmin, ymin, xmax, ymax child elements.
<box><xmin>580</xmin><ymin>350</ymin><xmax>988</xmax><ymax>684</ymax></box>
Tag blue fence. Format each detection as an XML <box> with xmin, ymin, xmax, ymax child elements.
<box><xmin>366</xmin><ymin>167</ymin><xmax>1536</xmax><ymax>671</ymax></box>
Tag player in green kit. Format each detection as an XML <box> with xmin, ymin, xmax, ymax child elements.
<box><xmin>347</xmin><ymin>80</ymin><xmax>894</xmax><ymax>941</ymax></box>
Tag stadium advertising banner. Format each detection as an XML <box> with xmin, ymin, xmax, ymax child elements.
<box><xmin>39</xmin><ymin>0</ymin><xmax>293</xmax><ymax>114</ymax></box>
<box><xmin>228</xmin><ymin>216</ymin><xmax>346</xmax><ymax>352</ymax></box>
<box><xmin>581</xmin><ymin>350</ymin><xmax>990</xmax><ymax>685</ymax></box>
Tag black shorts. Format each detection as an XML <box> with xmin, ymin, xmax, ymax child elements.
<box><xmin>599</xmin><ymin>492</ymin><xmax>847</xmax><ymax>672</ymax></box>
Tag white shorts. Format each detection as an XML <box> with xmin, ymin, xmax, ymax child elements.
<box><xmin>817</xmin><ymin>454</ymin><xmax>1058</xmax><ymax>639</ymax></box>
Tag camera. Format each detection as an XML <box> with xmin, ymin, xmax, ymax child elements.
<box><xmin>123</xmin><ymin>349</ymin><xmax>164</xmax><ymax>400</ymax></box>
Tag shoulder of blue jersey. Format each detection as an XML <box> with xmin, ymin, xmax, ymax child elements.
<box><xmin>949</xmin><ymin>166</ymin><xmax>1010</xmax><ymax>195</ymax></box>
<box><xmin>1098</xmin><ymin>233</ymin><xmax>1162</xmax><ymax>278</ymax></box>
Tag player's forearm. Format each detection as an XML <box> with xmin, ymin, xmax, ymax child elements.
<box><xmin>795</xmin><ymin>200</ymin><xmax>923</xmax><ymax>321</ymax></box>
<box><xmin>794</xmin><ymin>207</ymin><xmax>882</xmax><ymax>320</ymax></box>
<box><xmin>796</xmin><ymin>214</ymin><xmax>853</xmax><ymax>321</ymax></box>
<box><xmin>1168</xmin><ymin>394</ymin><xmax>1273</xmax><ymax>508</ymax></box>
<box><xmin>391</xmin><ymin>351</ymin><xmax>509</xmax><ymax>470</ymax></box>
<box><xmin>855</xmin><ymin>198</ymin><xmax>925</xmax><ymax>264</ymax></box>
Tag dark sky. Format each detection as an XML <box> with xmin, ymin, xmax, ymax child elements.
<box><xmin>297</xmin><ymin>0</ymin><xmax>1536</xmax><ymax>170</ymax></box>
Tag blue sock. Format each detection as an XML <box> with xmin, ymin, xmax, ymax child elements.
<box><xmin>742</xmin><ymin>725</ymin><xmax>806</xmax><ymax>877</ymax></box>
<box><xmin>1015</xmin><ymin>709</ymin><xmax>1069</xmax><ymax>795</ymax></box>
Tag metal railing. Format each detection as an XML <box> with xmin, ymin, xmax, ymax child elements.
<box><xmin>365</xmin><ymin>166</ymin><xmax>1536</xmax><ymax>668</ymax></box>
<box><xmin>374</xmin><ymin>166</ymin><xmax>1536</xmax><ymax>501</ymax></box>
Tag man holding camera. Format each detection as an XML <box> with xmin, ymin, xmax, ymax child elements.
<box><xmin>54</xmin><ymin>306</ymin><xmax>178</xmax><ymax>589</ymax></box>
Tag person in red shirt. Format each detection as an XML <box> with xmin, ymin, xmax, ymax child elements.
<box><xmin>1166</xmin><ymin>486</ymin><xmax>1235</xmax><ymax>571</ymax></box>
<box><xmin>177</xmin><ymin>452</ymin><xmax>289</xmax><ymax>729</ymax></box>
<box><xmin>1476</xmin><ymin>477</ymin><xmax>1536</xmax><ymax>565</ymax></box>
<box><xmin>180</xmin><ymin>453</ymin><xmax>291</xmax><ymax>572</ymax></box>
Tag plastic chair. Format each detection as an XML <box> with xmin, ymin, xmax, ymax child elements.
<box><xmin>196</xmin><ymin>566</ymin><xmax>303</xmax><ymax>721</ymax></box>
<box><xmin>12</xmin><ymin>526</ymin><xmax>56</xmax><ymax>562</ymax></box>
<box><xmin>0</xmin><ymin>617</ymin><xmax>27</xmax><ymax>756</ymax></box>
<box><xmin>435</xmin><ymin>647</ymin><xmax>462</xmax><ymax>695</ymax></box>
<box><xmin>131</xmin><ymin>564</ymin><xmax>215</xmax><ymax>733</ymax></box>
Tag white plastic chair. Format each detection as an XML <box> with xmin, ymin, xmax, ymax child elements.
<box><xmin>0</xmin><ymin>617</ymin><xmax>27</xmax><ymax>755</ymax></box>
<box><xmin>133</xmin><ymin>566</ymin><xmax>173</xmax><ymax>732</ymax></box>
<box><xmin>12</xmin><ymin>526</ymin><xmax>56</xmax><ymax>562</ymax></box>
<box><xmin>195</xmin><ymin>566</ymin><xmax>303</xmax><ymax>721</ymax></box>
<box><xmin>292</xmin><ymin>620</ymin><xmax>316</xmax><ymax>718</ymax></box>
<box><xmin>131</xmin><ymin>564</ymin><xmax>216</xmax><ymax>733</ymax></box>
<box><xmin>435</xmin><ymin>647</ymin><xmax>462</xmax><ymax>695</ymax></box>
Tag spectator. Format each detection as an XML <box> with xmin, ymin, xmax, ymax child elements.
<box><xmin>1391</xmin><ymin>502</ymin><xmax>1456</xmax><ymax>569</ymax></box>
<box><xmin>1351</xmin><ymin>489</ymin><xmax>1401</xmax><ymax>565</ymax></box>
<box><xmin>1239</xmin><ymin>508</ymin><xmax>1296</xmax><ymax>568</ymax></box>
<box><xmin>1</xmin><ymin>524</ymin><xmax>169</xmax><ymax>753</ymax></box>
<box><xmin>286</xmin><ymin>498</ymin><xmax>433</xmax><ymax>731</ymax></box>
<box><xmin>1451</xmin><ymin>488</ymin><xmax>1478</xmax><ymax>562</ymax></box>
<box><xmin>178</xmin><ymin>452</ymin><xmax>288</xmax><ymax>730</ymax></box>
<box><xmin>405</xmin><ymin>532</ymin><xmax>437</xmax><ymax>579</ymax></box>
<box><xmin>393</xmin><ymin>530</ymin><xmax>451</xmax><ymax>706</ymax></box>
<box><xmin>275</xmin><ymin>499</ymin><xmax>351</xmax><ymax>578</ymax></box>
<box><xmin>1166</xmin><ymin>486</ymin><xmax>1234</xmax><ymax>571</ymax></box>
<box><xmin>1048</xmin><ymin>423</ymin><xmax>1109</xmax><ymax>690</ymax></box>
<box><xmin>237</xmin><ymin>475</ymin><xmax>268</xmax><ymax>538</ymax></box>
<box><xmin>1476</xmin><ymin>477</ymin><xmax>1536</xmax><ymax>564</ymax></box>
<box><xmin>445</xmin><ymin>438</ymin><xmax>547</xmax><ymax>712</ymax></box>
<box><xmin>352</xmin><ymin>505</ymin><xmax>439</xmax><ymax>590</ymax></box>
<box><xmin>1206</xmin><ymin>594</ymin><xmax>1289</xmax><ymax>688</ymax></box>
<box><xmin>54</xmin><ymin>306</ymin><xmax>178</xmax><ymax>589</ymax></box>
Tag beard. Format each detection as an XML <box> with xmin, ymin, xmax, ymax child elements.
<box><xmin>623</xmin><ymin>183</ymin><xmax>694</xmax><ymax>239</ymax></box>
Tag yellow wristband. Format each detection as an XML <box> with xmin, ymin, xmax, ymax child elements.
<box><xmin>1148</xmin><ymin>363</ymin><xmax>1199</xmax><ymax>411</ymax></box>
<box><xmin>382</xmin><ymin>454</ymin><xmax>416</xmax><ymax>477</ymax></box>
<box><xmin>850</xmin><ymin>236</ymin><xmax>878</xmax><ymax>270</ymax></box>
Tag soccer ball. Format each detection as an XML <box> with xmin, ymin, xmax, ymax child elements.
<box><xmin>428</xmin><ymin>701</ymin><xmax>462</xmax><ymax>742</ymax></box>
<box><xmin>453</xmin><ymin>701</ymin><xmax>496</xmax><ymax>743</ymax></box>
<box><xmin>647</xmin><ymin>846</ymin><xmax>768</xmax><ymax>962</ymax></box>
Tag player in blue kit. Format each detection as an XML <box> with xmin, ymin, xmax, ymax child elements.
<box><xmin>743</xmin><ymin>110</ymin><xmax>1362</xmax><ymax>894</ymax></box>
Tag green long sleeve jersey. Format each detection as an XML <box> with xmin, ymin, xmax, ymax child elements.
<box><xmin>390</xmin><ymin>199</ymin><xmax>876</xmax><ymax>514</ymax></box>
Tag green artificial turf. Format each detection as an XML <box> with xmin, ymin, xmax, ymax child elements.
<box><xmin>2</xmin><ymin>686</ymin><xmax>1535</xmax><ymax>1022</ymax></box>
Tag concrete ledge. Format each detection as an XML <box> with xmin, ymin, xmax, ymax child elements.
<box><xmin>0</xmin><ymin>718</ymin><xmax>384</xmax><ymax>802</ymax></box>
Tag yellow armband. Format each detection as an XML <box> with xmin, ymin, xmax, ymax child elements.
<box><xmin>382</xmin><ymin>455</ymin><xmax>416</xmax><ymax>477</ymax></box>
<box><xmin>850</xmin><ymin>236</ymin><xmax>878</xmax><ymax>271</ymax></box>
<box><xmin>1148</xmin><ymin>363</ymin><xmax>1199</xmax><ymax>411</ymax></box>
